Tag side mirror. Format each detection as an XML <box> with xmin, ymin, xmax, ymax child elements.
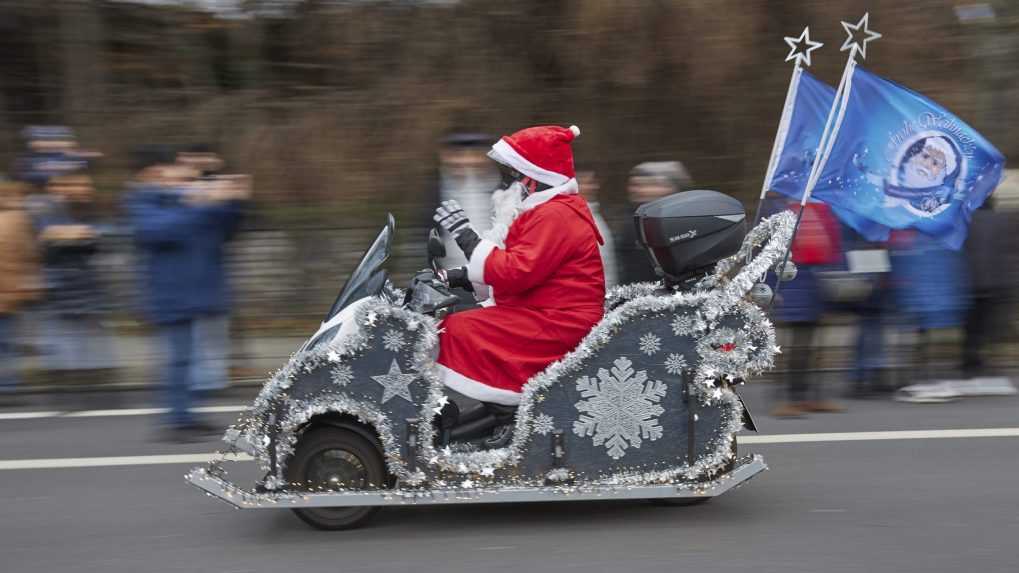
<box><xmin>427</xmin><ymin>228</ymin><xmax>446</xmax><ymax>269</ymax></box>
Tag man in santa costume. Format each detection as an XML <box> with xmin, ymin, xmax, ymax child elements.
<box><xmin>433</xmin><ymin>124</ymin><xmax>605</xmax><ymax>406</ymax></box>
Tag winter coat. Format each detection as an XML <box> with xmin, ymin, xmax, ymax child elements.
<box><xmin>124</xmin><ymin>184</ymin><xmax>243</xmax><ymax>325</ymax></box>
<box><xmin>965</xmin><ymin>208</ymin><xmax>1014</xmax><ymax>296</ymax></box>
<box><xmin>890</xmin><ymin>230</ymin><xmax>967</xmax><ymax>329</ymax></box>
<box><xmin>437</xmin><ymin>192</ymin><xmax>605</xmax><ymax>404</ymax></box>
<box><xmin>773</xmin><ymin>265</ymin><xmax>824</xmax><ymax>324</ymax></box>
<box><xmin>0</xmin><ymin>186</ymin><xmax>42</xmax><ymax>314</ymax></box>
<box><xmin>615</xmin><ymin>201</ymin><xmax>659</xmax><ymax>285</ymax></box>
<box><xmin>24</xmin><ymin>194</ymin><xmax>109</xmax><ymax>317</ymax></box>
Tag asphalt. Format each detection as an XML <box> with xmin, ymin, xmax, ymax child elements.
<box><xmin>1</xmin><ymin>383</ymin><xmax>1017</xmax><ymax>573</ymax></box>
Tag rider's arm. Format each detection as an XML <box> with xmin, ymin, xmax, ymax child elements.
<box><xmin>467</xmin><ymin>206</ymin><xmax>572</xmax><ymax>295</ymax></box>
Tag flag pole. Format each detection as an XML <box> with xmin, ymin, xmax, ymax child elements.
<box><xmin>770</xmin><ymin>45</ymin><xmax>858</xmax><ymax>304</ymax></box>
<box><xmin>771</xmin><ymin>12</ymin><xmax>880</xmax><ymax>305</ymax></box>
<box><xmin>754</xmin><ymin>26</ymin><xmax>822</xmax><ymax>227</ymax></box>
<box><xmin>754</xmin><ymin>61</ymin><xmax>803</xmax><ymax>227</ymax></box>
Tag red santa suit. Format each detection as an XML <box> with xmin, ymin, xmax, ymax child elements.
<box><xmin>437</xmin><ymin>125</ymin><xmax>606</xmax><ymax>405</ymax></box>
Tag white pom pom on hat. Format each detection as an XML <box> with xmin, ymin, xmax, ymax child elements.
<box><xmin>569</xmin><ymin>125</ymin><xmax>581</xmax><ymax>138</ymax></box>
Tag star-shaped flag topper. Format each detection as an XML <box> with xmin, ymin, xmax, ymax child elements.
<box><xmin>784</xmin><ymin>27</ymin><xmax>823</xmax><ymax>68</ymax></box>
<box><xmin>841</xmin><ymin>13</ymin><xmax>882</xmax><ymax>60</ymax></box>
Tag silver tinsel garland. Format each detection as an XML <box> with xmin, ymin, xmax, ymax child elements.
<box><xmin>206</xmin><ymin>211</ymin><xmax>795</xmax><ymax>492</ymax></box>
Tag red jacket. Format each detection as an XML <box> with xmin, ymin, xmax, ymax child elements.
<box><xmin>437</xmin><ymin>193</ymin><xmax>605</xmax><ymax>405</ymax></box>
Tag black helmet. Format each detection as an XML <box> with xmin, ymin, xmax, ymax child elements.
<box><xmin>634</xmin><ymin>190</ymin><xmax>747</xmax><ymax>284</ymax></box>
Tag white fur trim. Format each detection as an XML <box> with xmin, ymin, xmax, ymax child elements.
<box><xmin>521</xmin><ymin>178</ymin><xmax>578</xmax><ymax>210</ymax></box>
<box><xmin>467</xmin><ymin>239</ymin><xmax>498</xmax><ymax>284</ymax></box>
<box><xmin>490</xmin><ymin>139</ymin><xmax>570</xmax><ymax>186</ymax></box>
<box><xmin>569</xmin><ymin>125</ymin><xmax>581</xmax><ymax>138</ymax></box>
<box><xmin>438</xmin><ymin>364</ymin><xmax>521</xmax><ymax>405</ymax></box>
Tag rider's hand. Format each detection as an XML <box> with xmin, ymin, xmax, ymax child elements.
<box><xmin>433</xmin><ymin>200</ymin><xmax>481</xmax><ymax>259</ymax></box>
<box><xmin>439</xmin><ymin>266</ymin><xmax>473</xmax><ymax>292</ymax></box>
<box><xmin>434</xmin><ymin>200</ymin><xmax>472</xmax><ymax>237</ymax></box>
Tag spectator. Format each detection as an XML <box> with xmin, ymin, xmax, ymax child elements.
<box><xmin>178</xmin><ymin>144</ymin><xmax>235</xmax><ymax>394</ymax></box>
<box><xmin>839</xmin><ymin>227</ymin><xmax>894</xmax><ymax>399</ymax></box>
<box><xmin>0</xmin><ymin>181</ymin><xmax>42</xmax><ymax>400</ymax></box>
<box><xmin>769</xmin><ymin>197</ymin><xmax>844</xmax><ymax>417</ymax></box>
<box><xmin>959</xmin><ymin>198</ymin><xmax>1016</xmax><ymax>395</ymax></box>
<box><xmin>23</xmin><ymin>156</ymin><xmax>117</xmax><ymax>387</ymax></box>
<box><xmin>124</xmin><ymin>146</ymin><xmax>247</xmax><ymax>442</ymax></box>
<box><xmin>891</xmin><ymin>230</ymin><xmax>969</xmax><ymax>403</ymax></box>
<box><xmin>615</xmin><ymin>161</ymin><xmax>692</xmax><ymax>284</ymax></box>
<box><xmin>577</xmin><ymin>170</ymin><xmax>618</xmax><ymax>288</ymax></box>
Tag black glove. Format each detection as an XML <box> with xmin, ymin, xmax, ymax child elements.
<box><xmin>433</xmin><ymin>200</ymin><xmax>481</xmax><ymax>259</ymax></box>
<box><xmin>439</xmin><ymin>266</ymin><xmax>474</xmax><ymax>292</ymax></box>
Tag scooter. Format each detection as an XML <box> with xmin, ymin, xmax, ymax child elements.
<box><xmin>187</xmin><ymin>190</ymin><xmax>796</xmax><ymax>530</ymax></box>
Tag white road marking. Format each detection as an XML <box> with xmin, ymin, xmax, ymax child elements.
<box><xmin>0</xmin><ymin>405</ymin><xmax>247</xmax><ymax>421</ymax></box>
<box><xmin>0</xmin><ymin>452</ymin><xmax>252</xmax><ymax>471</ymax></box>
<box><xmin>739</xmin><ymin>428</ymin><xmax>1019</xmax><ymax>443</ymax></box>
<box><xmin>0</xmin><ymin>411</ymin><xmax>63</xmax><ymax>420</ymax></box>
<box><xmin>0</xmin><ymin>428</ymin><xmax>1018</xmax><ymax>471</ymax></box>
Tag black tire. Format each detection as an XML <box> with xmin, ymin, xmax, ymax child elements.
<box><xmin>285</xmin><ymin>426</ymin><xmax>386</xmax><ymax>530</ymax></box>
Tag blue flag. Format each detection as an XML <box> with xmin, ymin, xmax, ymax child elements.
<box><xmin>765</xmin><ymin>69</ymin><xmax>889</xmax><ymax>241</ymax></box>
<box><xmin>810</xmin><ymin>66</ymin><xmax>1006</xmax><ymax>249</ymax></box>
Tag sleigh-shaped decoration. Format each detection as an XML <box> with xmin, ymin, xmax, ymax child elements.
<box><xmin>187</xmin><ymin>194</ymin><xmax>796</xmax><ymax>530</ymax></box>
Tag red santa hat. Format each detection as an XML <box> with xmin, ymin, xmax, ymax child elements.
<box><xmin>489</xmin><ymin>125</ymin><xmax>581</xmax><ymax>187</ymax></box>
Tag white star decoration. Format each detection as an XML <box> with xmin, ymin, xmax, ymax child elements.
<box><xmin>783</xmin><ymin>26</ymin><xmax>823</xmax><ymax>67</ymax></box>
<box><xmin>432</xmin><ymin>395</ymin><xmax>450</xmax><ymax>415</ymax></box>
<box><xmin>370</xmin><ymin>359</ymin><xmax>417</xmax><ymax>403</ymax></box>
<box><xmin>841</xmin><ymin>13</ymin><xmax>881</xmax><ymax>60</ymax></box>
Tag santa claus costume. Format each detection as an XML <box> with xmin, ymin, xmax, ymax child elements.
<box><xmin>434</xmin><ymin>125</ymin><xmax>605</xmax><ymax>405</ymax></box>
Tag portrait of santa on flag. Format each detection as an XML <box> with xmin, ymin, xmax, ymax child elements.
<box><xmin>433</xmin><ymin>125</ymin><xmax>606</xmax><ymax>405</ymax></box>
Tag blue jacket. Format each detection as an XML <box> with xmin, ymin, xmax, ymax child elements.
<box><xmin>124</xmin><ymin>185</ymin><xmax>243</xmax><ymax>324</ymax></box>
<box><xmin>891</xmin><ymin>231</ymin><xmax>967</xmax><ymax>330</ymax></box>
<box><xmin>773</xmin><ymin>265</ymin><xmax>824</xmax><ymax>324</ymax></box>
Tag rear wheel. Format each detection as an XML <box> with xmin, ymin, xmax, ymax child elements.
<box><xmin>285</xmin><ymin>427</ymin><xmax>386</xmax><ymax>530</ymax></box>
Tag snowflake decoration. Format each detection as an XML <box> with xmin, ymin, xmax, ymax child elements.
<box><xmin>331</xmin><ymin>364</ymin><xmax>353</xmax><ymax>387</ymax></box>
<box><xmin>382</xmin><ymin>330</ymin><xmax>406</xmax><ymax>353</ymax></box>
<box><xmin>638</xmin><ymin>333</ymin><xmax>661</xmax><ymax>356</ymax></box>
<box><xmin>572</xmin><ymin>357</ymin><xmax>667</xmax><ymax>460</ymax></box>
<box><xmin>664</xmin><ymin>353</ymin><xmax>688</xmax><ymax>375</ymax></box>
<box><xmin>532</xmin><ymin>413</ymin><xmax>555</xmax><ymax>436</ymax></box>
<box><xmin>668</xmin><ymin>311</ymin><xmax>701</xmax><ymax>334</ymax></box>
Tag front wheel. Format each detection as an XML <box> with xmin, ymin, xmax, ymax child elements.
<box><xmin>285</xmin><ymin>427</ymin><xmax>387</xmax><ymax>530</ymax></box>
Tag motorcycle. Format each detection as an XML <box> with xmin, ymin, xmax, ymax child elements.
<box><xmin>187</xmin><ymin>191</ymin><xmax>796</xmax><ymax>530</ymax></box>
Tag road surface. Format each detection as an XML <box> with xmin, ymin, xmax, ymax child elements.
<box><xmin>1</xmin><ymin>384</ymin><xmax>1017</xmax><ymax>573</ymax></box>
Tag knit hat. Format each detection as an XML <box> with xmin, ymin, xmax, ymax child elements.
<box><xmin>488</xmin><ymin>125</ymin><xmax>581</xmax><ymax>187</ymax></box>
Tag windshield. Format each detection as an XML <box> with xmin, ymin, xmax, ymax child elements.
<box><xmin>323</xmin><ymin>214</ymin><xmax>395</xmax><ymax>321</ymax></box>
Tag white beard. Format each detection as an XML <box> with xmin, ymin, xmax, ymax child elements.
<box><xmin>902</xmin><ymin>162</ymin><xmax>944</xmax><ymax>188</ymax></box>
<box><xmin>483</xmin><ymin>182</ymin><xmax>526</xmax><ymax>247</ymax></box>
